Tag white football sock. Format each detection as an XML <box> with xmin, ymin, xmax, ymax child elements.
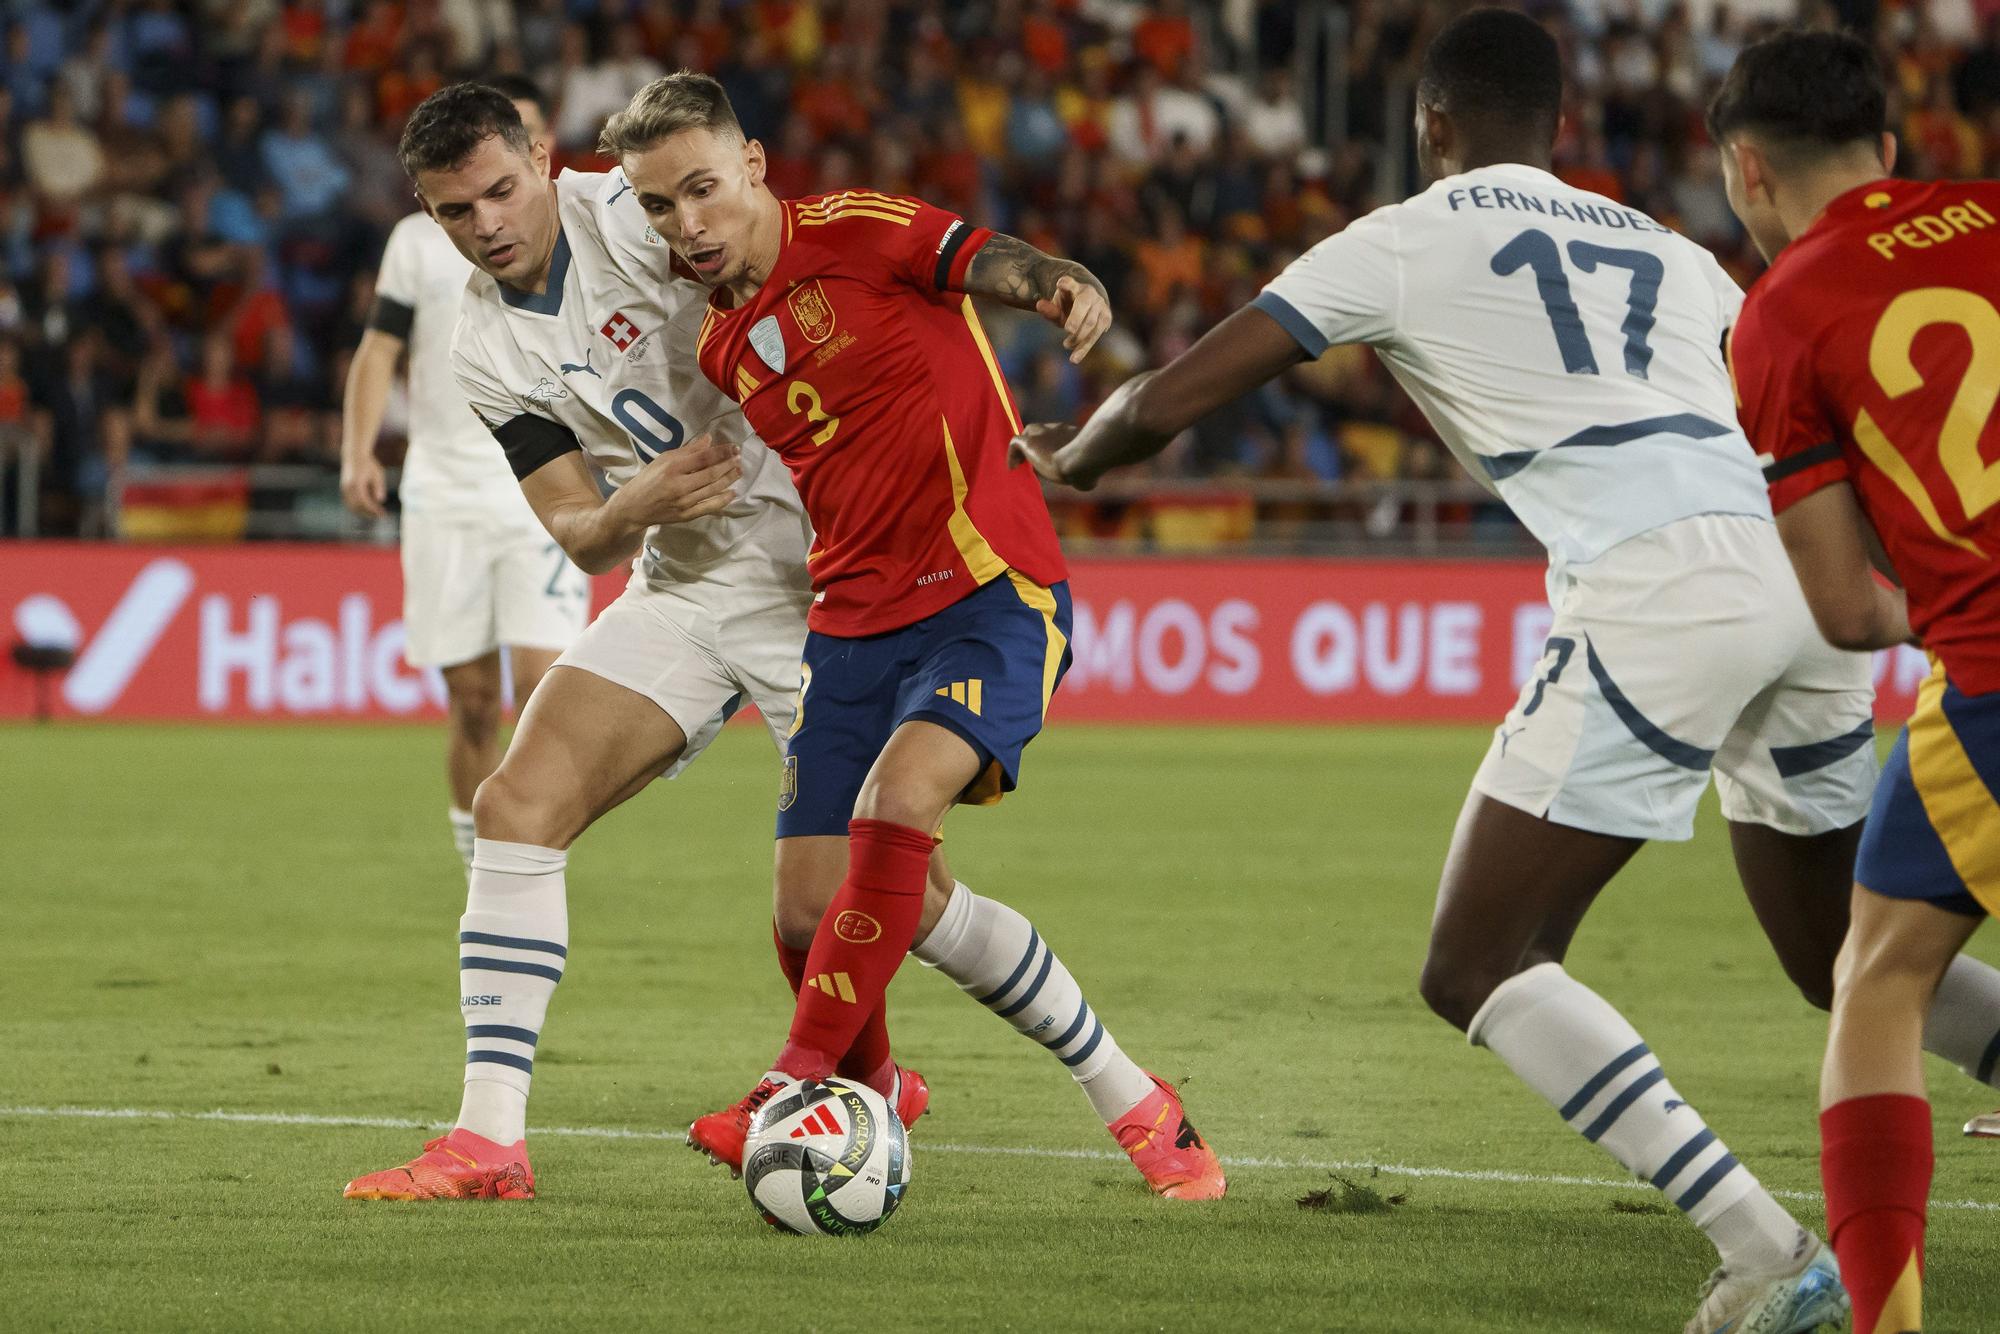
<box><xmin>455</xmin><ymin>838</ymin><xmax>567</xmax><ymax>1146</ymax></box>
<box><xmin>1470</xmin><ymin>962</ymin><xmax>1804</xmax><ymax>1273</ymax></box>
<box><xmin>1924</xmin><ymin>953</ymin><xmax>2000</xmax><ymax>1089</ymax></box>
<box><xmin>448</xmin><ymin>808</ymin><xmax>476</xmax><ymax>871</ymax></box>
<box><xmin>914</xmin><ymin>883</ymin><xmax>1155</xmax><ymax>1123</ymax></box>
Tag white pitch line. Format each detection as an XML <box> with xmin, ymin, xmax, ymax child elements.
<box><xmin>5</xmin><ymin>1103</ymin><xmax>1997</xmax><ymax>1214</ymax></box>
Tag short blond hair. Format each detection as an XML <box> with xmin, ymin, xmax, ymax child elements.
<box><xmin>597</xmin><ymin>71</ymin><xmax>743</xmax><ymax>158</ymax></box>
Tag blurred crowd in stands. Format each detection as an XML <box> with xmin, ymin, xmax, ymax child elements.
<box><xmin>2</xmin><ymin>0</ymin><xmax>1998</xmax><ymax>542</ymax></box>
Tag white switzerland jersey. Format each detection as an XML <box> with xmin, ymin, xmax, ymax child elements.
<box><xmin>451</xmin><ymin>169</ymin><xmax>810</xmax><ymax>594</ymax></box>
<box><xmin>373</xmin><ymin>210</ymin><xmax>535</xmax><ymax>521</ymax></box>
<box><xmin>1257</xmin><ymin>163</ymin><xmax>1769</xmax><ymax>567</ymax></box>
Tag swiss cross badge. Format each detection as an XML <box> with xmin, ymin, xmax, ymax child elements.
<box><xmin>600</xmin><ymin>311</ymin><xmax>641</xmax><ymax>350</ymax></box>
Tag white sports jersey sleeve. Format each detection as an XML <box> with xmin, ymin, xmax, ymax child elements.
<box><xmin>373</xmin><ymin>212</ymin><xmax>536</xmax><ymax>522</ymax></box>
<box><xmin>1249</xmin><ymin>207</ymin><xmax>1400</xmax><ymax>350</ymax></box>
<box><xmin>1256</xmin><ymin>164</ymin><xmax>1769</xmax><ymax>567</ymax></box>
<box><xmin>374</xmin><ymin>216</ymin><xmax>421</xmax><ymax>309</ymax></box>
<box><xmin>449</xmin><ymin>168</ymin><xmax>811</xmax><ymax>598</ymax></box>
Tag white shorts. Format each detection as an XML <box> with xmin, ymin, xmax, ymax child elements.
<box><xmin>1473</xmin><ymin>513</ymin><xmax>1878</xmax><ymax>841</ymax></box>
<box><xmin>555</xmin><ymin>573</ymin><xmax>811</xmax><ymax>777</ymax></box>
<box><xmin>401</xmin><ymin>512</ymin><xmax>591</xmax><ymax>669</ymax></box>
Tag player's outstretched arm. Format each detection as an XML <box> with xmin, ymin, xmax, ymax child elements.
<box><xmin>1010</xmin><ymin>304</ymin><xmax>1307</xmax><ymax>491</ymax></box>
<box><xmin>963</xmin><ymin>233</ymin><xmax>1112</xmax><ymax>364</ymax></box>
<box><xmin>520</xmin><ymin>438</ymin><xmax>743</xmax><ymax>575</ymax></box>
<box><xmin>1774</xmin><ymin>482</ymin><xmax>1914</xmax><ymax>651</ymax></box>
<box><xmin>339</xmin><ymin>329</ymin><xmax>403</xmax><ymax>518</ymax></box>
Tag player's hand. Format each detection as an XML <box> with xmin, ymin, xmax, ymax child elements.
<box><xmin>1036</xmin><ymin>275</ymin><xmax>1111</xmax><ymax>365</ymax></box>
<box><xmin>340</xmin><ymin>453</ymin><xmax>389</xmax><ymax>519</ymax></box>
<box><xmin>1008</xmin><ymin>422</ymin><xmax>1097</xmax><ymax>491</ymax></box>
<box><xmin>616</xmin><ymin>434</ymin><xmax>743</xmax><ymax>526</ymax></box>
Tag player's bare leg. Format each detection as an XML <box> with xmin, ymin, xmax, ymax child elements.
<box><xmin>439</xmin><ymin>653</ymin><xmax>505</xmax><ymax>868</ymax></box>
<box><xmin>344</xmin><ymin>666</ymin><xmax>687</xmax><ymax>1200</ymax></box>
<box><xmin>1820</xmin><ymin>888</ymin><xmax>1982</xmax><ymax>1334</ymax></box>
<box><xmin>437</xmin><ymin>646</ymin><xmax>563</xmax><ymax>869</ymax></box>
<box><xmin>507</xmin><ymin>645</ymin><xmax>561</xmax><ymax>709</ymax></box>
<box><xmin>1728</xmin><ymin>820</ymin><xmax>1859</xmax><ymax>1011</ymax></box>
<box><xmin>767</xmin><ymin>834</ymin><xmax>1217</xmax><ymax>1196</ymax></box>
<box><xmin>1731</xmin><ymin>818</ymin><xmax>2000</xmax><ymax>1093</ymax></box>
<box><xmin>1424</xmin><ymin>794</ymin><xmax>1846</xmax><ymax>1334</ymax></box>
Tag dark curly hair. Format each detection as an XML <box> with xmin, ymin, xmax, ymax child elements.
<box><xmin>398</xmin><ymin>82</ymin><xmax>533</xmax><ymax>181</ymax></box>
<box><xmin>1706</xmin><ymin>30</ymin><xmax>1887</xmax><ymax>163</ymax></box>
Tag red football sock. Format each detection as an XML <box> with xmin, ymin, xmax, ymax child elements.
<box><xmin>775</xmin><ymin>818</ymin><xmax>933</xmax><ymax>1081</ymax></box>
<box><xmin>772</xmin><ymin>921</ymin><xmax>893</xmax><ymax>1091</ymax></box>
<box><xmin>1821</xmin><ymin>1094</ymin><xmax>1932</xmax><ymax>1334</ymax></box>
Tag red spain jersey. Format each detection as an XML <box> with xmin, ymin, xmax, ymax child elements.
<box><xmin>1731</xmin><ymin>178</ymin><xmax>2000</xmax><ymax>693</ymax></box>
<box><xmin>694</xmin><ymin>190</ymin><xmax>1068</xmax><ymax>637</ymax></box>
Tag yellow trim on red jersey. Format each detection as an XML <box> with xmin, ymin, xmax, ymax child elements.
<box><xmin>1005</xmin><ymin>569</ymin><xmax>1067</xmax><ymax>720</ymax></box>
<box><xmin>798</xmin><ymin>191</ymin><xmax>918</xmax><ymax>217</ymax></box>
<box><xmin>797</xmin><ymin>207</ymin><xmax>917</xmax><ymax>228</ymax></box>
<box><xmin>941</xmin><ymin>417</ymin><xmax>1008</xmax><ymax>587</ymax></box>
<box><xmin>1910</xmin><ymin>656</ymin><xmax>2000</xmax><ymax>914</ymax></box>
<box><xmin>696</xmin><ymin>306</ymin><xmax>721</xmax><ymax>358</ymax></box>
<box><xmin>734</xmin><ymin>364</ymin><xmax>760</xmax><ymax>402</ymax></box>
<box><xmin>959</xmin><ymin>297</ymin><xmax>1023</xmax><ymax>434</ymax></box>
<box><xmin>1854</xmin><ymin>408</ymin><xmax>1988</xmax><ymax>558</ymax></box>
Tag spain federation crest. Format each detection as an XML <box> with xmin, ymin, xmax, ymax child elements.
<box><xmin>787</xmin><ymin>279</ymin><xmax>836</xmax><ymax>344</ymax></box>
<box><xmin>749</xmin><ymin>315</ymin><xmax>787</xmax><ymax>374</ymax></box>
<box><xmin>778</xmin><ymin>753</ymin><xmax>798</xmax><ymax>811</ymax></box>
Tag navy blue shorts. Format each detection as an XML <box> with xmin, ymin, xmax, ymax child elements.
<box><xmin>775</xmin><ymin>572</ymin><xmax>1073</xmax><ymax>839</ymax></box>
<box><xmin>1855</xmin><ymin>659</ymin><xmax>2000</xmax><ymax>918</ymax></box>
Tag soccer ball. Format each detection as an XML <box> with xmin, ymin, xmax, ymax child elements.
<box><xmin>743</xmin><ymin>1076</ymin><xmax>910</xmax><ymax>1236</ymax></box>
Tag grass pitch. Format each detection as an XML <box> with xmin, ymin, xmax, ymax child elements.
<box><xmin>6</xmin><ymin>721</ymin><xmax>1999</xmax><ymax>1332</ymax></box>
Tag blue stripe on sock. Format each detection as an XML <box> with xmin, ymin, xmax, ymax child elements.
<box><xmin>458</xmin><ymin>931</ymin><xmax>567</xmax><ymax>959</ymax></box>
<box><xmin>973</xmin><ymin>928</ymin><xmax>1041</xmax><ymax>1007</ymax></box>
<box><xmin>466</xmin><ymin>1050</ymin><xmax>535</xmax><ymax>1074</ymax></box>
<box><xmin>1582</xmin><ymin>1067</ymin><xmax>1667</xmax><ymax>1143</ymax></box>
<box><xmin>1044</xmin><ymin>999</ymin><xmax>1092</xmax><ymax>1051</ymax></box>
<box><xmin>1559</xmin><ymin>1042</ymin><xmax>1651</xmax><ymax>1121</ymax></box>
<box><xmin>1673</xmin><ymin>1153</ymin><xmax>1740</xmax><ymax>1214</ymax></box>
<box><xmin>1650</xmin><ymin>1127</ymin><xmax>1717</xmax><ymax>1190</ymax></box>
<box><xmin>459</xmin><ymin>956</ymin><xmax>564</xmax><ymax>983</ymax></box>
<box><xmin>1978</xmin><ymin>1029</ymin><xmax>2000</xmax><ymax>1086</ymax></box>
<box><xmin>1059</xmin><ymin>1019</ymin><xmax>1106</xmax><ymax>1068</ymax></box>
<box><xmin>995</xmin><ymin>947</ymin><xmax>1055</xmax><ymax>1020</ymax></box>
<box><xmin>464</xmin><ymin>1024</ymin><xmax>540</xmax><ymax>1047</ymax></box>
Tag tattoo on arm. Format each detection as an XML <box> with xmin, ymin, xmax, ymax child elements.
<box><xmin>965</xmin><ymin>232</ymin><xmax>1107</xmax><ymax>310</ymax></box>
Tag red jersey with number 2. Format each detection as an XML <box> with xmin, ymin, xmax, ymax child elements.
<box><xmin>1731</xmin><ymin>178</ymin><xmax>2000</xmax><ymax>693</ymax></box>
<box><xmin>695</xmin><ymin>190</ymin><xmax>1067</xmax><ymax>637</ymax></box>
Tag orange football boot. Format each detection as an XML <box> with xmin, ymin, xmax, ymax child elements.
<box><xmin>342</xmin><ymin>1127</ymin><xmax>534</xmax><ymax>1201</ymax></box>
<box><xmin>1108</xmin><ymin>1073</ymin><xmax>1227</xmax><ymax>1200</ymax></box>
<box><xmin>689</xmin><ymin>1065</ymin><xmax>930</xmax><ymax>1176</ymax></box>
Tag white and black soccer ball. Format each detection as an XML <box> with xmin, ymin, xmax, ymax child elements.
<box><xmin>743</xmin><ymin>1076</ymin><xmax>910</xmax><ymax>1236</ymax></box>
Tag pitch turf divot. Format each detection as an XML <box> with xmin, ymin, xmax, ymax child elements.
<box><xmin>7</xmin><ymin>1103</ymin><xmax>1999</xmax><ymax>1215</ymax></box>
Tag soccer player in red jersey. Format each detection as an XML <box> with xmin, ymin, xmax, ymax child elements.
<box><xmin>603</xmin><ymin>73</ymin><xmax>1226</xmax><ymax>1200</ymax></box>
<box><xmin>1715</xmin><ymin>31</ymin><xmax>2000</xmax><ymax>1334</ymax></box>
